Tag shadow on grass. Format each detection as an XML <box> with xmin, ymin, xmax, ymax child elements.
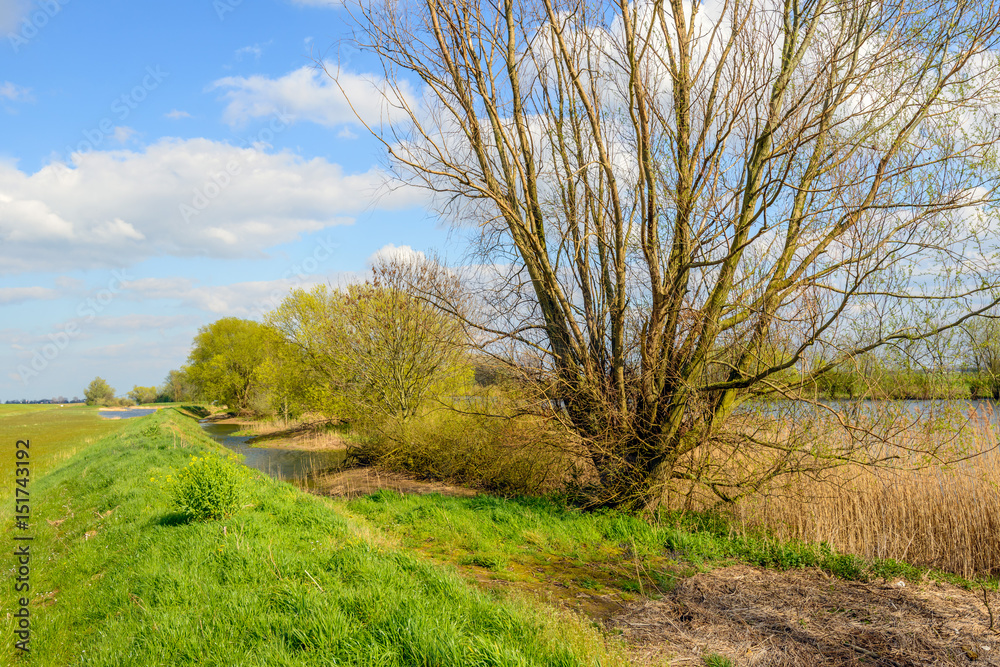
<box><xmin>179</xmin><ymin>405</ymin><xmax>211</xmax><ymax>419</ymax></box>
<box><xmin>153</xmin><ymin>512</ymin><xmax>191</xmax><ymax>527</ymax></box>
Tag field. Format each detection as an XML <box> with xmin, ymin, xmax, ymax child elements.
<box><xmin>0</xmin><ymin>404</ymin><xmax>124</xmax><ymax>489</ymax></box>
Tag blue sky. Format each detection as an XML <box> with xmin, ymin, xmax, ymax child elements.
<box><xmin>0</xmin><ymin>0</ymin><xmax>456</xmax><ymax>400</ymax></box>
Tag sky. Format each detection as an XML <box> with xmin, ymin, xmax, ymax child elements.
<box><xmin>0</xmin><ymin>0</ymin><xmax>456</xmax><ymax>401</ymax></box>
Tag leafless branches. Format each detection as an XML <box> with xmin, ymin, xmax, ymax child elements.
<box><xmin>340</xmin><ymin>0</ymin><xmax>1000</xmax><ymax>507</ymax></box>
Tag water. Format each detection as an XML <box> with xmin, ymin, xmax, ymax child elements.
<box><xmin>99</xmin><ymin>408</ymin><xmax>161</xmax><ymax>419</ymax></box>
<box><xmin>740</xmin><ymin>398</ymin><xmax>1000</xmax><ymax>422</ymax></box>
<box><xmin>198</xmin><ymin>421</ymin><xmax>347</xmax><ymax>487</ymax></box>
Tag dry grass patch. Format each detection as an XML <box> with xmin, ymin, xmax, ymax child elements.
<box><xmin>616</xmin><ymin>564</ymin><xmax>1000</xmax><ymax>666</ymax></box>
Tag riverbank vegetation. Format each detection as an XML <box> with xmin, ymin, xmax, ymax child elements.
<box><xmin>4</xmin><ymin>409</ymin><xmax>997</xmax><ymax>665</ymax></box>
<box><xmin>171</xmin><ymin>258</ymin><xmax>1000</xmax><ymax>579</ymax></box>
<box><xmin>0</xmin><ymin>409</ymin><xmax>625</xmax><ymax>666</ymax></box>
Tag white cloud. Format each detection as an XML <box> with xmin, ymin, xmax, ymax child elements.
<box><xmin>165</xmin><ymin>110</ymin><xmax>192</xmax><ymax>119</ymax></box>
<box><xmin>368</xmin><ymin>244</ymin><xmax>425</xmax><ymax>267</ymax></box>
<box><xmin>54</xmin><ymin>276</ymin><xmax>84</xmax><ymax>290</ymax></box>
<box><xmin>235</xmin><ymin>42</ymin><xmax>270</xmax><ymax>61</ymax></box>
<box><xmin>121</xmin><ymin>270</ymin><xmax>374</xmax><ymax>318</ymax></box>
<box><xmin>212</xmin><ymin>66</ymin><xmax>414</xmax><ymax>129</ymax></box>
<box><xmin>0</xmin><ymin>81</ymin><xmax>33</xmax><ymax>103</ymax></box>
<box><xmin>0</xmin><ymin>287</ymin><xmax>58</xmax><ymax>304</ymax></box>
<box><xmin>85</xmin><ymin>314</ymin><xmax>198</xmax><ymax>332</ymax></box>
<box><xmin>113</xmin><ymin>126</ymin><xmax>137</xmax><ymax>144</ymax></box>
<box><xmin>0</xmin><ymin>138</ymin><xmax>424</xmax><ymax>274</ymax></box>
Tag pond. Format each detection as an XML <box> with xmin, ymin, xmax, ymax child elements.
<box><xmin>198</xmin><ymin>421</ymin><xmax>347</xmax><ymax>487</ymax></box>
<box><xmin>98</xmin><ymin>408</ymin><xmax>161</xmax><ymax>419</ymax></box>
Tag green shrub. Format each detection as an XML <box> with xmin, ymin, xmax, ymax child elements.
<box><xmin>168</xmin><ymin>454</ymin><xmax>245</xmax><ymax>521</ymax></box>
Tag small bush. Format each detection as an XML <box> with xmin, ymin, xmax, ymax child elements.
<box><xmin>704</xmin><ymin>654</ymin><xmax>734</xmax><ymax>667</ymax></box>
<box><xmin>168</xmin><ymin>454</ymin><xmax>245</xmax><ymax>521</ymax></box>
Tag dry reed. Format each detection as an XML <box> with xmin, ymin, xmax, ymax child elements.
<box><xmin>730</xmin><ymin>414</ymin><xmax>1000</xmax><ymax>579</ymax></box>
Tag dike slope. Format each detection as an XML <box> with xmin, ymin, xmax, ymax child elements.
<box><xmin>0</xmin><ymin>409</ymin><xmax>624</xmax><ymax>667</ymax></box>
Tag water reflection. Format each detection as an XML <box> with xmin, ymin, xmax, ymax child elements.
<box><xmin>198</xmin><ymin>421</ymin><xmax>347</xmax><ymax>487</ymax></box>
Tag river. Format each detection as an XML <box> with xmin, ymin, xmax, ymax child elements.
<box><xmin>197</xmin><ymin>421</ymin><xmax>348</xmax><ymax>486</ymax></box>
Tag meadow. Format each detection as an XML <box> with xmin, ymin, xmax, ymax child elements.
<box><xmin>0</xmin><ymin>404</ymin><xmax>124</xmax><ymax>487</ymax></box>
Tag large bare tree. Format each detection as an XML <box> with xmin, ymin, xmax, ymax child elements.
<box><xmin>339</xmin><ymin>0</ymin><xmax>1000</xmax><ymax>507</ymax></box>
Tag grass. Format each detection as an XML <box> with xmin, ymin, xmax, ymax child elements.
<box><xmin>0</xmin><ymin>409</ymin><xmax>626</xmax><ymax>666</ymax></box>
<box><xmin>0</xmin><ymin>404</ymin><xmax>124</xmax><ymax>487</ymax></box>
<box><xmin>338</xmin><ymin>489</ymin><xmax>988</xmax><ymax>612</ymax></box>
<box><xmin>7</xmin><ymin>405</ymin><xmax>998</xmax><ymax>665</ymax></box>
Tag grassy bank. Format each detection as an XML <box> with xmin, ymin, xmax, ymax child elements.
<box><xmin>339</xmin><ymin>491</ymin><xmax>988</xmax><ymax>602</ymax></box>
<box><xmin>0</xmin><ymin>409</ymin><xmax>624</xmax><ymax>666</ymax></box>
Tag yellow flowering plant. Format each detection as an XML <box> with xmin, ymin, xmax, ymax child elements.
<box><xmin>167</xmin><ymin>454</ymin><xmax>244</xmax><ymax>521</ymax></box>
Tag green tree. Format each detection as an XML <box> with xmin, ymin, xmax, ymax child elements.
<box><xmin>84</xmin><ymin>377</ymin><xmax>115</xmax><ymax>406</ymax></box>
<box><xmin>185</xmin><ymin>318</ymin><xmax>275</xmax><ymax>414</ymax></box>
<box><xmin>159</xmin><ymin>368</ymin><xmax>197</xmax><ymax>403</ymax></box>
<box><xmin>265</xmin><ymin>285</ymin><xmax>353</xmax><ymax>419</ymax></box>
<box><xmin>127</xmin><ymin>385</ymin><xmax>159</xmax><ymax>405</ymax></box>
<box><xmin>266</xmin><ymin>258</ymin><xmax>470</xmax><ymax>426</ymax></box>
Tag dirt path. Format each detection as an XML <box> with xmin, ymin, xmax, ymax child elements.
<box><xmin>616</xmin><ymin>564</ymin><xmax>999</xmax><ymax>666</ymax></box>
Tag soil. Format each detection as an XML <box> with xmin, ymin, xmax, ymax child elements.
<box><xmin>313</xmin><ymin>467</ymin><xmax>478</xmax><ymax>499</ymax></box>
<box><xmin>615</xmin><ymin>564</ymin><xmax>1000</xmax><ymax>666</ymax></box>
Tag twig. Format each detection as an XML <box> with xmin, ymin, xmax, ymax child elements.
<box><xmin>305</xmin><ymin>569</ymin><xmax>326</xmax><ymax>593</ymax></box>
<box><xmin>843</xmin><ymin>642</ymin><xmax>879</xmax><ymax>659</ymax></box>
<box><xmin>983</xmin><ymin>585</ymin><xmax>997</xmax><ymax>633</ymax></box>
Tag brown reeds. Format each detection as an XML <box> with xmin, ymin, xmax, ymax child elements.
<box><xmin>731</xmin><ymin>414</ymin><xmax>1000</xmax><ymax>579</ymax></box>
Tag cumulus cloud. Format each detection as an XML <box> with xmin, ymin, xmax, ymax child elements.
<box><xmin>368</xmin><ymin>243</ymin><xmax>426</xmax><ymax>267</ymax></box>
<box><xmin>212</xmin><ymin>66</ymin><xmax>414</xmax><ymax>129</ymax></box>
<box><xmin>165</xmin><ymin>110</ymin><xmax>192</xmax><ymax>119</ymax></box>
<box><xmin>0</xmin><ymin>138</ymin><xmax>424</xmax><ymax>274</ymax></box>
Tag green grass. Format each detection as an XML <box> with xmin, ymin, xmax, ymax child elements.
<box><xmin>0</xmin><ymin>404</ymin><xmax>124</xmax><ymax>488</ymax></box>
<box><xmin>341</xmin><ymin>491</ymin><xmax>990</xmax><ymax>598</ymax></box>
<box><xmin>0</xmin><ymin>409</ymin><xmax>625</xmax><ymax>666</ymax></box>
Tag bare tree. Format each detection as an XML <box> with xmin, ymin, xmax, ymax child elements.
<box><xmin>339</xmin><ymin>0</ymin><xmax>1000</xmax><ymax>507</ymax></box>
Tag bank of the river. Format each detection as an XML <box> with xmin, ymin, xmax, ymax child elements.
<box><xmin>5</xmin><ymin>408</ymin><xmax>998</xmax><ymax>665</ymax></box>
<box><xmin>200</xmin><ymin>413</ymin><xmax>351</xmax><ymax>452</ymax></box>
<box><xmin>0</xmin><ymin>408</ymin><xmax>624</xmax><ymax>666</ymax></box>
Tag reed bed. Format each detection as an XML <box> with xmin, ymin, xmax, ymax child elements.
<box><xmin>731</xmin><ymin>415</ymin><xmax>1000</xmax><ymax>579</ymax></box>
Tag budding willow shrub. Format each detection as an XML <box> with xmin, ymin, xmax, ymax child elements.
<box><xmin>169</xmin><ymin>454</ymin><xmax>244</xmax><ymax>521</ymax></box>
